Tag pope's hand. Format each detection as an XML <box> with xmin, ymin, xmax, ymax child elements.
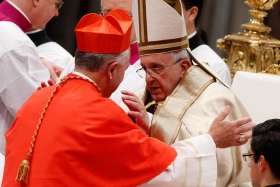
<box><xmin>209</xmin><ymin>106</ymin><xmax>254</xmax><ymax>148</ymax></box>
<box><xmin>121</xmin><ymin>90</ymin><xmax>149</xmax><ymax>134</ymax></box>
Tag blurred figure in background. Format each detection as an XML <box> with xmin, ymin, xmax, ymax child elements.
<box><xmin>27</xmin><ymin>29</ymin><xmax>75</xmax><ymax>79</ymax></box>
<box><xmin>182</xmin><ymin>0</ymin><xmax>232</xmax><ymax>85</ymax></box>
<box><xmin>0</xmin><ymin>0</ymin><xmax>63</xmax><ymax>154</ymax></box>
<box><xmin>181</xmin><ymin>0</ymin><xmax>207</xmax><ymax>49</ymax></box>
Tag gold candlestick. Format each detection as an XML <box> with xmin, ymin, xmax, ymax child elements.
<box><xmin>217</xmin><ymin>0</ymin><xmax>280</xmax><ymax>77</ymax></box>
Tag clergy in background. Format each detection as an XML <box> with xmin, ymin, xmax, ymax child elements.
<box><xmin>129</xmin><ymin>0</ymin><xmax>252</xmax><ymax>186</ymax></box>
<box><xmin>2</xmin><ymin>9</ymin><xmax>253</xmax><ymax>187</ymax></box>
<box><xmin>181</xmin><ymin>0</ymin><xmax>207</xmax><ymax>49</ymax></box>
<box><xmin>0</xmin><ymin>0</ymin><xmax>63</xmax><ymax>154</ymax></box>
<box><xmin>181</xmin><ymin>0</ymin><xmax>231</xmax><ymax>85</ymax></box>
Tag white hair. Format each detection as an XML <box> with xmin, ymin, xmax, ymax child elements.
<box><xmin>75</xmin><ymin>48</ymin><xmax>130</xmax><ymax>71</ymax></box>
<box><xmin>171</xmin><ymin>49</ymin><xmax>190</xmax><ymax>62</ymax></box>
<box><xmin>112</xmin><ymin>49</ymin><xmax>130</xmax><ymax>64</ymax></box>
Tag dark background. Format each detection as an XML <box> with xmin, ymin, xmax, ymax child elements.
<box><xmin>45</xmin><ymin>0</ymin><xmax>100</xmax><ymax>54</ymax></box>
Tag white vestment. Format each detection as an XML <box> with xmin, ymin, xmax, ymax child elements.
<box><xmin>141</xmin><ymin>134</ymin><xmax>217</xmax><ymax>187</ymax></box>
<box><xmin>0</xmin><ymin>21</ymin><xmax>49</xmax><ymax>154</ymax></box>
<box><xmin>36</xmin><ymin>41</ymin><xmax>75</xmax><ymax>79</ymax></box>
<box><xmin>192</xmin><ymin>44</ymin><xmax>232</xmax><ymax>85</ymax></box>
<box><xmin>111</xmin><ymin>59</ymin><xmax>146</xmax><ymax>111</ymax></box>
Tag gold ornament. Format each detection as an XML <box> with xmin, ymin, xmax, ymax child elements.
<box><xmin>217</xmin><ymin>0</ymin><xmax>280</xmax><ymax>76</ymax></box>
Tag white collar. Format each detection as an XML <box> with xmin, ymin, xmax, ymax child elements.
<box><xmin>7</xmin><ymin>0</ymin><xmax>31</xmax><ymax>23</ymax></box>
<box><xmin>72</xmin><ymin>71</ymin><xmax>93</xmax><ymax>82</ymax></box>
<box><xmin>188</xmin><ymin>30</ymin><xmax>197</xmax><ymax>39</ymax></box>
<box><xmin>26</xmin><ymin>29</ymin><xmax>43</xmax><ymax>34</ymax></box>
<box><xmin>71</xmin><ymin>71</ymin><xmax>101</xmax><ymax>92</ymax></box>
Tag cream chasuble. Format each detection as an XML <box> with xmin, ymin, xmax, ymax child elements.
<box><xmin>150</xmin><ymin>65</ymin><xmax>251</xmax><ymax>187</ymax></box>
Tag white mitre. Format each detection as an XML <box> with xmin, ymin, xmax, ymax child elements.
<box><xmin>132</xmin><ymin>0</ymin><xmax>228</xmax><ymax>87</ymax></box>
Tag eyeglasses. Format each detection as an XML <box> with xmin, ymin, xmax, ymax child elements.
<box><xmin>242</xmin><ymin>153</ymin><xmax>255</xmax><ymax>162</ymax></box>
<box><xmin>136</xmin><ymin>59</ymin><xmax>182</xmax><ymax>78</ymax></box>
<box><xmin>55</xmin><ymin>0</ymin><xmax>64</xmax><ymax>10</ymax></box>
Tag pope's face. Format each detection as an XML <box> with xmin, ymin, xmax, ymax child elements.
<box><xmin>140</xmin><ymin>52</ymin><xmax>185</xmax><ymax>102</ymax></box>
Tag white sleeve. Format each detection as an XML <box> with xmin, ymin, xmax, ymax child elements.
<box><xmin>0</xmin><ymin>45</ymin><xmax>50</xmax><ymax>116</ymax></box>
<box><xmin>0</xmin><ymin>153</ymin><xmax>4</xmax><ymax>185</ymax></box>
<box><xmin>140</xmin><ymin>134</ymin><xmax>217</xmax><ymax>187</ymax></box>
<box><xmin>218</xmin><ymin>64</ymin><xmax>232</xmax><ymax>86</ymax></box>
